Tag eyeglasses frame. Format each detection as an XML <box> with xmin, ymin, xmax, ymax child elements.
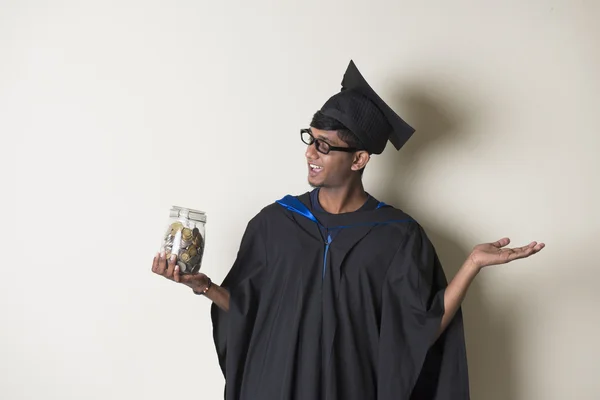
<box><xmin>300</xmin><ymin>128</ymin><xmax>361</xmax><ymax>155</ymax></box>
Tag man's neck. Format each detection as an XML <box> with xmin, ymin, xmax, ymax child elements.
<box><xmin>317</xmin><ymin>181</ymin><xmax>368</xmax><ymax>214</ymax></box>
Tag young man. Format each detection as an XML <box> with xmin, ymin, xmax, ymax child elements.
<box><xmin>152</xmin><ymin>60</ymin><xmax>545</xmax><ymax>399</ymax></box>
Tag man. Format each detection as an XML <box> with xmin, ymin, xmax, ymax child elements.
<box><xmin>152</xmin><ymin>60</ymin><xmax>545</xmax><ymax>399</ymax></box>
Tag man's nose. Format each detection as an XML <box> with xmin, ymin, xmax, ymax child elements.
<box><xmin>305</xmin><ymin>142</ymin><xmax>319</xmax><ymax>159</ymax></box>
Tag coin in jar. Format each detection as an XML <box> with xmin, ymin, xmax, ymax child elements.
<box><xmin>170</xmin><ymin>221</ymin><xmax>184</xmax><ymax>234</ymax></box>
<box><xmin>182</xmin><ymin>228</ymin><xmax>193</xmax><ymax>241</ymax></box>
<box><xmin>177</xmin><ymin>260</ymin><xmax>188</xmax><ymax>273</ymax></box>
<box><xmin>187</xmin><ymin>245</ymin><xmax>198</xmax><ymax>258</ymax></box>
<box><xmin>180</xmin><ymin>252</ymin><xmax>191</xmax><ymax>263</ymax></box>
<box><xmin>188</xmin><ymin>254</ymin><xmax>200</xmax><ymax>266</ymax></box>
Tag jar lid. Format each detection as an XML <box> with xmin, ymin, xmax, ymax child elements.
<box><xmin>170</xmin><ymin>206</ymin><xmax>207</xmax><ymax>223</ymax></box>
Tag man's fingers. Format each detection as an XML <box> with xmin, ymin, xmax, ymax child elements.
<box><xmin>514</xmin><ymin>248</ymin><xmax>533</xmax><ymax>260</ymax></box>
<box><xmin>492</xmin><ymin>237</ymin><xmax>510</xmax><ymax>248</ymax></box>
<box><xmin>514</xmin><ymin>242</ymin><xmax>536</xmax><ymax>253</ymax></box>
<box><xmin>535</xmin><ymin>243</ymin><xmax>546</xmax><ymax>252</ymax></box>
<box><xmin>157</xmin><ymin>251</ymin><xmax>167</xmax><ymax>275</ymax></box>
<box><xmin>528</xmin><ymin>242</ymin><xmax>545</xmax><ymax>256</ymax></box>
<box><xmin>166</xmin><ymin>254</ymin><xmax>176</xmax><ymax>278</ymax></box>
<box><xmin>152</xmin><ymin>253</ymin><xmax>159</xmax><ymax>273</ymax></box>
<box><xmin>506</xmin><ymin>242</ymin><xmax>545</xmax><ymax>262</ymax></box>
<box><xmin>173</xmin><ymin>264</ymin><xmax>180</xmax><ymax>282</ymax></box>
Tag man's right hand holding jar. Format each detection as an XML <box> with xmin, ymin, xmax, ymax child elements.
<box><xmin>152</xmin><ymin>252</ymin><xmax>230</xmax><ymax>311</ymax></box>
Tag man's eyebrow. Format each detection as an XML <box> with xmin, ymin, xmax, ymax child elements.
<box><xmin>317</xmin><ymin>135</ymin><xmax>335</xmax><ymax>145</ymax></box>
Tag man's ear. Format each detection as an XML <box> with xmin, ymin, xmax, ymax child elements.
<box><xmin>351</xmin><ymin>151</ymin><xmax>370</xmax><ymax>171</ymax></box>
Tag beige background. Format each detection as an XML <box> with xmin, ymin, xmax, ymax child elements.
<box><xmin>2</xmin><ymin>1</ymin><xmax>599</xmax><ymax>399</ymax></box>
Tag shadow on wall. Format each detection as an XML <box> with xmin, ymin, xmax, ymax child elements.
<box><xmin>374</xmin><ymin>85</ymin><xmax>518</xmax><ymax>400</ymax></box>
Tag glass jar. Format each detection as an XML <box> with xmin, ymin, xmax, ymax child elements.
<box><xmin>159</xmin><ymin>206</ymin><xmax>207</xmax><ymax>274</ymax></box>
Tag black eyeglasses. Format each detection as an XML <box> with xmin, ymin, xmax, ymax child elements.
<box><xmin>300</xmin><ymin>128</ymin><xmax>359</xmax><ymax>155</ymax></box>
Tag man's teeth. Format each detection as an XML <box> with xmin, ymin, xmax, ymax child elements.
<box><xmin>310</xmin><ymin>164</ymin><xmax>322</xmax><ymax>170</ymax></box>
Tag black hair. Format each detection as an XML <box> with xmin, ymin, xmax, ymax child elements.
<box><xmin>310</xmin><ymin>110</ymin><xmax>367</xmax><ymax>175</ymax></box>
<box><xmin>310</xmin><ymin>111</ymin><xmax>364</xmax><ymax>149</ymax></box>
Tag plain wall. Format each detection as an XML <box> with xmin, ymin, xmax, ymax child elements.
<box><xmin>2</xmin><ymin>1</ymin><xmax>599</xmax><ymax>399</ymax></box>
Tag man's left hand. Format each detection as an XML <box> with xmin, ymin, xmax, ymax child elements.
<box><xmin>469</xmin><ymin>237</ymin><xmax>545</xmax><ymax>270</ymax></box>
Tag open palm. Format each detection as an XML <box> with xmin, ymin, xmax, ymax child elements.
<box><xmin>470</xmin><ymin>237</ymin><xmax>545</xmax><ymax>269</ymax></box>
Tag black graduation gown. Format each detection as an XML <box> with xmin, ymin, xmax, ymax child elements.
<box><xmin>210</xmin><ymin>192</ymin><xmax>470</xmax><ymax>400</ymax></box>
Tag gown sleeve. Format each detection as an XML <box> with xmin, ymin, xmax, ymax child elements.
<box><xmin>378</xmin><ymin>223</ymin><xmax>470</xmax><ymax>400</ymax></box>
<box><xmin>210</xmin><ymin>216</ymin><xmax>267</xmax><ymax>388</ymax></box>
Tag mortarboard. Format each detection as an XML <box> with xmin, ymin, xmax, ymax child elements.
<box><xmin>319</xmin><ymin>60</ymin><xmax>415</xmax><ymax>155</ymax></box>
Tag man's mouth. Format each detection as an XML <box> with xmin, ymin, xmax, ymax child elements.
<box><xmin>309</xmin><ymin>163</ymin><xmax>323</xmax><ymax>176</ymax></box>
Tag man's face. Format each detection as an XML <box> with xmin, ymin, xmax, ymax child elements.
<box><xmin>305</xmin><ymin>128</ymin><xmax>356</xmax><ymax>188</ymax></box>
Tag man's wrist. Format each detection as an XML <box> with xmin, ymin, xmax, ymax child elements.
<box><xmin>463</xmin><ymin>256</ymin><xmax>482</xmax><ymax>275</ymax></box>
<box><xmin>193</xmin><ymin>276</ymin><xmax>212</xmax><ymax>295</ymax></box>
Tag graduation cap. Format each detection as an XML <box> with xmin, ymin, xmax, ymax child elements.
<box><xmin>319</xmin><ymin>60</ymin><xmax>415</xmax><ymax>155</ymax></box>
